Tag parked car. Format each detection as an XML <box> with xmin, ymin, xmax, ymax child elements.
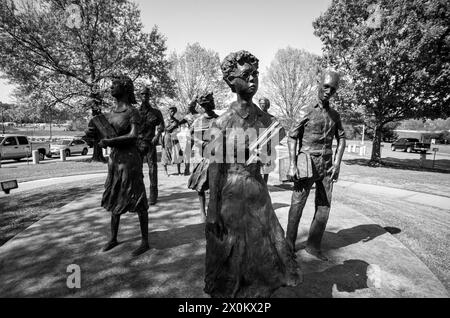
<box><xmin>50</xmin><ymin>139</ymin><xmax>89</xmax><ymax>157</ymax></box>
<box><xmin>391</xmin><ymin>138</ymin><xmax>430</xmax><ymax>154</ymax></box>
<box><xmin>0</xmin><ymin>134</ymin><xmax>50</xmax><ymax>161</ymax></box>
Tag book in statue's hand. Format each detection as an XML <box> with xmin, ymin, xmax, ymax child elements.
<box><xmin>279</xmin><ymin>152</ymin><xmax>313</xmax><ymax>182</ymax></box>
<box><xmin>90</xmin><ymin>114</ymin><xmax>117</xmax><ymax>139</ymax></box>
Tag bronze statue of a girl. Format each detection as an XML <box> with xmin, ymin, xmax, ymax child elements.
<box><xmin>204</xmin><ymin>51</ymin><xmax>302</xmax><ymax>298</ymax></box>
<box><xmin>88</xmin><ymin>75</ymin><xmax>150</xmax><ymax>257</ymax></box>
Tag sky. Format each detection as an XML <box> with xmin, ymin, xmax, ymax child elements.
<box><xmin>0</xmin><ymin>0</ymin><xmax>331</xmax><ymax>103</ymax></box>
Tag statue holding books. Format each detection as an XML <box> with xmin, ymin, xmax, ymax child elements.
<box><xmin>138</xmin><ymin>87</ymin><xmax>165</xmax><ymax>205</ymax></box>
<box><xmin>187</xmin><ymin>92</ymin><xmax>219</xmax><ymax>221</ymax></box>
<box><xmin>285</xmin><ymin>70</ymin><xmax>346</xmax><ymax>261</ymax></box>
<box><xmin>86</xmin><ymin>75</ymin><xmax>150</xmax><ymax>257</ymax></box>
<box><xmin>204</xmin><ymin>51</ymin><xmax>302</xmax><ymax>298</ymax></box>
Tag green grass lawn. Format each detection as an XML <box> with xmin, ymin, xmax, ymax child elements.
<box><xmin>0</xmin><ymin>178</ymin><xmax>105</xmax><ymax>247</ymax></box>
<box><xmin>0</xmin><ymin>160</ymin><xmax>107</xmax><ymax>182</ymax></box>
<box><xmin>334</xmin><ymin>187</ymin><xmax>450</xmax><ymax>292</ymax></box>
<box><xmin>2</xmin><ymin>127</ymin><xmax>85</xmax><ymax>138</ymax></box>
<box><xmin>340</xmin><ymin>159</ymin><xmax>450</xmax><ymax>197</ymax></box>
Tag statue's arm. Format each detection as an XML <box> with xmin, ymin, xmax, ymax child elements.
<box><xmin>205</xmin><ymin>124</ymin><xmax>226</xmax><ymax>236</ymax></box>
<box><xmin>331</xmin><ymin>114</ymin><xmax>346</xmax><ymax>181</ymax></box>
<box><xmin>99</xmin><ymin>122</ymin><xmax>139</xmax><ymax>148</ymax></box>
<box><xmin>286</xmin><ymin>118</ymin><xmax>308</xmax><ymax>181</ymax></box>
<box><xmin>287</xmin><ymin>135</ymin><xmax>298</xmax><ymax>167</ymax></box>
<box><xmin>154</xmin><ymin>110</ymin><xmax>165</xmax><ymax>143</ymax></box>
<box><xmin>99</xmin><ymin>110</ymin><xmax>140</xmax><ymax>148</ymax></box>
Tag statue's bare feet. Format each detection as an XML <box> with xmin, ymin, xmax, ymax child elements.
<box><xmin>103</xmin><ymin>239</ymin><xmax>119</xmax><ymax>252</ymax></box>
<box><xmin>132</xmin><ymin>242</ymin><xmax>150</xmax><ymax>257</ymax></box>
<box><xmin>305</xmin><ymin>246</ymin><xmax>328</xmax><ymax>261</ymax></box>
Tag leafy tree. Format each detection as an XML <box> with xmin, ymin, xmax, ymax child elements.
<box><xmin>365</xmin><ymin>122</ymin><xmax>400</xmax><ymax>142</ymax></box>
<box><xmin>399</xmin><ymin>118</ymin><xmax>450</xmax><ymax>131</ymax></box>
<box><xmin>0</xmin><ymin>0</ymin><xmax>174</xmax><ymax>160</ymax></box>
<box><xmin>0</xmin><ymin>102</ymin><xmax>13</xmax><ymax>133</ymax></box>
<box><xmin>313</xmin><ymin>0</ymin><xmax>450</xmax><ymax>163</ymax></box>
<box><xmin>260</xmin><ymin>47</ymin><xmax>320</xmax><ymax>130</ymax></box>
<box><xmin>168</xmin><ymin>43</ymin><xmax>231</xmax><ymax>114</ymax></box>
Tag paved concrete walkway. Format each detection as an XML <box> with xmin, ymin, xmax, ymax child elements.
<box><xmin>338</xmin><ymin>180</ymin><xmax>450</xmax><ymax>210</ymax></box>
<box><xmin>0</xmin><ymin>173</ymin><xmax>448</xmax><ymax>298</ymax></box>
<box><xmin>4</xmin><ymin>167</ymin><xmax>450</xmax><ymax>210</ymax></box>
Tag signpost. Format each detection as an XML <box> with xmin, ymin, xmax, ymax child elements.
<box><xmin>430</xmin><ymin>139</ymin><xmax>438</xmax><ymax>169</ymax></box>
<box><xmin>432</xmin><ymin>147</ymin><xmax>439</xmax><ymax>169</ymax></box>
<box><xmin>1</xmin><ymin>180</ymin><xmax>18</xmax><ymax>194</ymax></box>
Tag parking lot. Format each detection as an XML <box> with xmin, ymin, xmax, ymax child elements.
<box><xmin>345</xmin><ymin>142</ymin><xmax>450</xmax><ymax>171</ymax></box>
<box><xmin>0</xmin><ymin>148</ymin><xmax>94</xmax><ymax>167</ymax></box>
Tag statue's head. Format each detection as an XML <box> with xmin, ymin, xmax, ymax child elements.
<box><xmin>258</xmin><ymin>97</ymin><xmax>270</xmax><ymax>112</ymax></box>
<box><xmin>111</xmin><ymin>74</ymin><xmax>137</xmax><ymax>104</ymax></box>
<box><xmin>140</xmin><ymin>86</ymin><xmax>151</xmax><ymax>101</ymax></box>
<box><xmin>318</xmin><ymin>70</ymin><xmax>340</xmax><ymax>102</ymax></box>
<box><xmin>197</xmin><ymin>92</ymin><xmax>215</xmax><ymax>112</ymax></box>
<box><xmin>168</xmin><ymin>106</ymin><xmax>178</xmax><ymax>117</ymax></box>
<box><xmin>221</xmin><ymin>50</ymin><xmax>259</xmax><ymax>98</ymax></box>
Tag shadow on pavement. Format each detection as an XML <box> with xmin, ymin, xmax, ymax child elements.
<box><xmin>383</xmin><ymin>227</ymin><xmax>401</xmax><ymax>235</ymax></box>
<box><xmin>273</xmin><ymin>259</ymin><xmax>370</xmax><ymax>298</ymax></box>
<box><xmin>296</xmin><ymin>224</ymin><xmax>391</xmax><ymax>252</ymax></box>
<box><xmin>0</xmin><ymin>196</ymin><xmax>207</xmax><ymax>297</ymax></box>
<box><xmin>272</xmin><ymin>202</ymin><xmax>290</xmax><ymax>210</ymax></box>
<box><xmin>149</xmin><ymin>223</ymin><xmax>205</xmax><ymax>250</ymax></box>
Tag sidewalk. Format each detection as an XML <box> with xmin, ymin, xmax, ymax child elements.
<box><xmin>0</xmin><ymin>173</ymin><xmax>448</xmax><ymax>298</ymax></box>
<box><xmin>269</xmin><ymin>171</ymin><xmax>450</xmax><ymax>211</ymax></box>
<box><xmin>0</xmin><ymin>172</ymin><xmax>107</xmax><ymax>195</ymax></box>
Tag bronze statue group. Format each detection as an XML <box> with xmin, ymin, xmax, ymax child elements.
<box><xmin>86</xmin><ymin>50</ymin><xmax>346</xmax><ymax>298</ymax></box>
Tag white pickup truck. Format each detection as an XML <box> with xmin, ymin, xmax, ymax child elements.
<box><xmin>0</xmin><ymin>134</ymin><xmax>51</xmax><ymax>162</ymax></box>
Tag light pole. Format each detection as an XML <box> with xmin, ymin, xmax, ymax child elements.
<box><xmin>1</xmin><ymin>102</ymin><xmax>5</xmax><ymax>134</ymax></box>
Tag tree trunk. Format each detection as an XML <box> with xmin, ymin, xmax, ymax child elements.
<box><xmin>370</xmin><ymin>124</ymin><xmax>383</xmax><ymax>164</ymax></box>
<box><xmin>92</xmin><ymin>143</ymin><xmax>106</xmax><ymax>162</ymax></box>
<box><xmin>89</xmin><ymin>96</ymin><xmax>106</xmax><ymax>163</ymax></box>
<box><xmin>49</xmin><ymin>112</ymin><xmax>52</xmax><ymax>140</ymax></box>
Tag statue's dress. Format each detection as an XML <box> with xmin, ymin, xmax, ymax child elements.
<box><xmin>102</xmin><ymin>107</ymin><xmax>149</xmax><ymax>215</ymax></box>
<box><xmin>205</xmin><ymin>103</ymin><xmax>301</xmax><ymax>298</ymax></box>
<box><xmin>161</xmin><ymin>117</ymin><xmax>183</xmax><ymax>165</ymax></box>
<box><xmin>187</xmin><ymin>112</ymin><xmax>218</xmax><ymax>192</ymax></box>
